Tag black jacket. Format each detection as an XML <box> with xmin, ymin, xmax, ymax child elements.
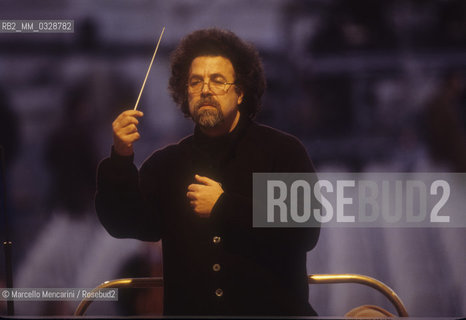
<box><xmin>96</xmin><ymin>115</ymin><xmax>320</xmax><ymax>316</ymax></box>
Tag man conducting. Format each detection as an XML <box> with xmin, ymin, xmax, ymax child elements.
<box><xmin>96</xmin><ymin>28</ymin><xmax>320</xmax><ymax>316</ymax></box>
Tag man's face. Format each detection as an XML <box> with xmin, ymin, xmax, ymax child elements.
<box><xmin>187</xmin><ymin>56</ymin><xmax>243</xmax><ymax>133</ymax></box>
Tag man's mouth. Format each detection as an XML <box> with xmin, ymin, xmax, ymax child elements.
<box><xmin>197</xmin><ymin>103</ymin><xmax>219</xmax><ymax>113</ymax></box>
<box><xmin>196</xmin><ymin>97</ymin><xmax>220</xmax><ymax>111</ymax></box>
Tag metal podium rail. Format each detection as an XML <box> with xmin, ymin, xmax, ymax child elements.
<box><xmin>74</xmin><ymin>274</ymin><xmax>408</xmax><ymax>317</ymax></box>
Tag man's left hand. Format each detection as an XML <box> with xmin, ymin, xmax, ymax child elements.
<box><xmin>187</xmin><ymin>174</ymin><xmax>224</xmax><ymax>217</ymax></box>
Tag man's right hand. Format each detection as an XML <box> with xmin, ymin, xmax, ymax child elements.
<box><xmin>112</xmin><ymin>110</ymin><xmax>144</xmax><ymax>156</ymax></box>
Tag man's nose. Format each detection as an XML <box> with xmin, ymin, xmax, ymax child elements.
<box><xmin>200</xmin><ymin>81</ymin><xmax>212</xmax><ymax>96</ymax></box>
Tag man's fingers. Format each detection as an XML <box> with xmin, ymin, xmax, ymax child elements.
<box><xmin>118</xmin><ymin>116</ymin><xmax>140</xmax><ymax>129</ymax></box>
<box><xmin>186</xmin><ymin>191</ymin><xmax>196</xmax><ymax>200</ymax></box>
<box><xmin>120</xmin><ymin>132</ymin><xmax>140</xmax><ymax>144</ymax></box>
<box><xmin>194</xmin><ymin>174</ymin><xmax>216</xmax><ymax>186</ymax></box>
<box><xmin>187</xmin><ymin>184</ymin><xmax>201</xmax><ymax>192</ymax></box>
<box><xmin>113</xmin><ymin>111</ymin><xmax>143</xmax><ymax>129</ymax></box>
<box><xmin>114</xmin><ymin>126</ymin><xmax>140</xmax><ymax>143</ymax></box>
<box><xmin>120</xmin><ymin>124</ymin><xmax>138</xmax><ymax>135</ymax></box>
<box><xmin>112</xmin><ymin>110</ymin><xmax>143</xmax><ymax>156</ymax></box>
<box><xmin>113</xmin><ymin>116</ymin><xmax>140</xmax><ymax>133</ymax></box>
<box><xmin>119</xmin><ymin>110</ymin><xmax>144</xmax><ymax>119</ymax></box>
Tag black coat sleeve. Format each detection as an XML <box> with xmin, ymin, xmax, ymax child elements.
<box><xmin>95</xmin><ymin>147</ymin><xmax>162</xmax><ymax>242</ymax></box>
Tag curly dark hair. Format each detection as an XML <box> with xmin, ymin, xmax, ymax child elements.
<box><xmin>169</xmin><ymin>28</ymin><xmax>266</xmax><ymax>118</ymax></box>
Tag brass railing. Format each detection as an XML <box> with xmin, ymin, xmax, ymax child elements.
<box><xmin>74</xmin><ymin>277</ymin><xmax>163</xmax><ymax>316</ymax></box>
<box><xmin>308</xmin><ymin>274</ymin><xmax>408</xmax><ymax>317</ymax></box>
<box><xmin>74</xmin><ymin>274</ymin><xmax>408</xmax><ymax>317</ymax></box>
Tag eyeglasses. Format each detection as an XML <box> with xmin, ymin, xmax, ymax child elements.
<box><xmin>187</xmin><ymin>78</ymin><xmax>236</xmax><ymax>95</ymax></box>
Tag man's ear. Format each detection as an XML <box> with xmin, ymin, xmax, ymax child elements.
<box><xmin>237</xmin><ymin>91</ymin><xmax>244</xmax><ymax>105</ymax></box>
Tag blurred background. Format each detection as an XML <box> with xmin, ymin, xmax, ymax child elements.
<box><xmin>0</xmin><ymin>0</ymin><xmax>465</xmax><ymax>317</ymax></box>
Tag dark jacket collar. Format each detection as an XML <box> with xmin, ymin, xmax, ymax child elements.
<box><xmin>193</xmin><ymin>113</ymin><xmax>251</xmax><ymax>148</ymax></box>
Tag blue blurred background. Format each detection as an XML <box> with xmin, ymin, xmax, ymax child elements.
<box><xmin>0</xmin><ymin>0</ymin><xmax>465</xmax><ymax>317</ymax></box>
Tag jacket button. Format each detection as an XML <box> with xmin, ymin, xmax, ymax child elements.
<box><xmin>215</xmin><ymin>288</ymin><xmax>223</xmax><ymax>297</ymax></box>
<box><xmin>213</xmin><ymin>236</ymin><xmax>221</xmax><ymax>244</ymax></box>
<box><xmin>212</xmin><ymin>264</ymin><xmax>221</xmax><ymax>272</ymax></box>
